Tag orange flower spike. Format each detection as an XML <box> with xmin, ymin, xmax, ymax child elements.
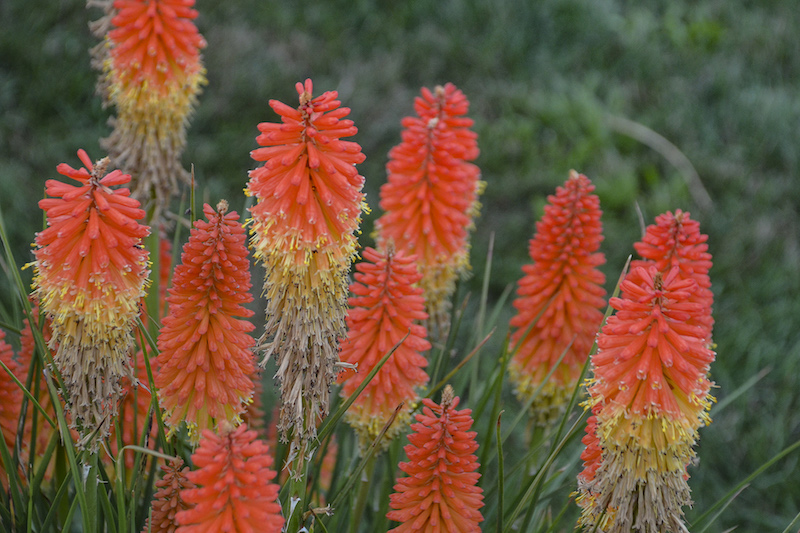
<box><xmin>175</xmin><ymin>424</ymin><xmax>284</xmax><ymax>533</ymax></box>
<box><xmin>338</xmin><ymin>246</ymin><xmax>430</xmax><ymax>450</ymax></box>
<box><xmin>108</xmin><ymin>0</ymin><xmax>205</xmax><ymax>91</ymax></box>
<box><xmin>632</xmin><ymin>209</ymin><xmax>714</xmax><ymax>338</ymax></box>
<box><xmin>142</xmin><ymin>458</ymin><xmax>195</xmax><ymax>533</ymax></box>
<box><xmin>0</xmin><ymin>330</ymin><xmax>22</xmax><ymax>455</ymax></box>
<box><xmin>376</xmin><ymin>83</ymin><xmax>483</xmax><ymax>335</ymax></box>
<box><xmin>577</xmin><ymin>266</ymin><xmax>716</xmax><ymax>533</ymax></box>
<box><xmin>98</xmin><ymin>0</ymin><xmax>207</xmax><ymax>214</ymax></box>
<box><xmin>33</xmin><ymin>149</ymin><xmax>150</xmax><ymax>446</ymax></box>
<box><xmin>246</xmin><ymin>78</ymin><xmax>367</xmax><ymax>454</ymax></box>
<box><xmin>508</xmin><ymin>170</ymin><xmax>606</xmax><ymax>424</ymax></box>
<box><xmin>156</xmin><ymin>201</ymin><xmax>255</xmax><ymax>440</ymax></box>
<box><xmin>387</xmin><ymin>386</ymin><xmax>484</xmax><ymax>533</ymax></box>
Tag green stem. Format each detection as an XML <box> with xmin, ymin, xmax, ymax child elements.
<box><xmin>350</xmin><ymin>455</ymin><xmax>376</xmax><ymax>533</ymax></box>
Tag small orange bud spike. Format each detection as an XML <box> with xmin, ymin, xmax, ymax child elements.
<box><xmin>0</xmin><ymin>330</ymin><xmax>22</xmax><ymax>482</ymax></box>
<box><xmin>338</xmin><ymin>246</ymin><xmax>430</xmax><ymax>450</ymax></box>
<box><xmin>509</xmin><ymin>170</ymin><xmax>606</xmax><ymax>424</ymax></box>
<box><xmin>155</xmin><ymin>202</ymin><xmax>255</xmax><ymax>440</ymax></box>
<box><xmin>387</xmin><ymin>386</ymin><xmax>484</xmax><ymax>532</ymax></box>
<box><xmin>141</xmin><ymin>458</ymin><xmax>195</xmax><ymax>533</ymax></box>
<box><xmin>175</xmin><ymin>424</ymin><xmax>284</xmax><ymax>532</ymax></box>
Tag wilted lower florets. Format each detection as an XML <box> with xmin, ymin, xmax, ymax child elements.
<box><xmin>33</xmin><ymin>149</ymin><xmax>150</xmax><ymax>448</ymax></box>
<box><xmin>246</xmin><ymin>78</ymin><xmax>367</xmax><ymax>460</ymax></box>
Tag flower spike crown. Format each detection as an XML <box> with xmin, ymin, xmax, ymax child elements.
<box><xmin>175</xmin><ymin>424</ymin><xmax>285</xmax><ymax>532</ymax></box>
<box><xmin>155</xmin><ymin>201</ymin><xmax>255</xmax><ymax>440</ymax></box>
<box><xmin>33</xmin><ymin>149</ymin><xmax>150</xmax><ymax>447</ymax></box>
<box><xmin>632</xmin><ymin>209</ymin><xmax>714</xmax><ymax>339</ymax></box>
<box><xmin>375</xmin><ymin>83</ymin><xmax>483</xmax><ymax>337</ymax></box>
<box><xmin>576</xmin><ymin>264</ymin><xmax>716</xmax><ymax>533</ymax></box>
<box><xmin>387</xmin><ymin>385</ymin><xmax>484</xmax><ymax>532</ymax></box>
<box><xmin>338</xmin><ymin>245</ymin><xmax>431</xmax><ymax>451</ymax></box>
<box><xmin>509</xmin><ymin>170</ymin><xmax>606</xmax><ymax>425</ymax></box>
<box><xmin>93</xmin><ymin>0</ymin><xmax>207</xmax><ymax>216</ymax></box>
<box><xmin>246</xmin><ymin>78</ymin><xmax>367</xmax><ymax>455</ymax></box>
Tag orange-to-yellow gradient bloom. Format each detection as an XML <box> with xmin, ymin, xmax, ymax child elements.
<box><xmin>387</xmin><ymin>385</ymin><xmax>484</xmax><ymax>533</ymax></box>
<box><xmin>576</xmin><ymin>265</ymin><xmax>716</xmax><ymax>533</ymax></box>
<box><xmin>33</xmin><ymin>149</ymin><xmax>150</xmax><ymax>446</ymax></box>
<box><xmin>509</xmin><ymin>170</ymin><xmax>606</xmax><ymax>424</ymax></box>
<box><xmin>246</xmin><ymin>78</ymin><xmax>367</xmax><ymax>455</ymax></box>
<box><xmin>95</xmin><ymin>0</ymin><xmax>207</xmax><ymax>214</ymax></box>
<box><xmin>375</xmin><ymin>83</ymin><xmax>483</xmax><ymax>336</ymax></box>
<box><xmin>156</xmin><ymin>201</ymin><xmax>255</xmax><ymax>440</ymax></box>
<box><xmin>338</xmin><ymin>246</ymin><xmax>430</xmax><ymax>450</ymax></box>
<box><xmin>175</xmin><ymin>424</ymin><xmax>284</xmax><ymax>532</ymax></box>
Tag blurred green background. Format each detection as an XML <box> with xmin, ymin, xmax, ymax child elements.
<box><xmin>1</xmin><ymin>0</ymin><xmax>798</xmax><ymax>530</ymax></box>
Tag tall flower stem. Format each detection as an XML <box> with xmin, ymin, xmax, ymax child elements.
<box><xmin>350</xmin><ymin>455</ymin><xmax>377</xmax><ymax>533</ymax></box>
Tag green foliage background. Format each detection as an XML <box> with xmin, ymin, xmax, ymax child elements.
<box><xmin>1</xmin><ymin>0</ymin><xmax>798</xmax><ymax>530</ymax></box>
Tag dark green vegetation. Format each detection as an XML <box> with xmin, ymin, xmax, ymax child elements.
<box><xmin>1</xmin><ymin>0</ymin><xmax>798</xmax><ymax>530</ymax></box>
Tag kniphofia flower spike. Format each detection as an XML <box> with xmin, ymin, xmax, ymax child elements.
<box><xmin>175</xmin><ymin>423</ymin><xmax>284</xmax><ymax>532</ymax></box>
<box><xmin>156</xmin><ymin>201</ymin><xmax>255</xmax><ymax>440</ymax></box>
<box><xmin>509</xmin><ymin>170</ymin><xmax>606</xmax><ymax>424</ymax></box>
<box><xmin>247</xmin><ymin>78</ymin><xmax>367</xmax><ymax>458</ymax></box>
<box><xmin>32</xmin><ymin>149</ymin><xmax>150</xmax><ymax>447</ymax></box>
<box><xmin>376</xmin><ymin>83</ymin><xmax>483</xmax><ymax>337</ymax></box>
<box><xmin>576</xmin><ymin>264</ymin><xmax>716</xmax><ymax>533</ymax></box>
<box><xmin>142</xmin><ymin>458</ymin><xmax>195</xmax><ymax>533</ymax></box>
<box><xmin>338</xmin><ymin>245</ymin><xmax>430</xmax><ymax>450</ymax></box>
<box><xmin>94</xmin><ymin>0</ymin><xmax>207</xmax><ymax>216</ymax></box>
<box><xmin>387</xmin><ymin>385</ymin><xmax>484</xmax><ymax>532</ymax></box>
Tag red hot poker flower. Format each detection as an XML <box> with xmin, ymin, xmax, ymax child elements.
<box><xmin>387</xmin><ymin>385</ymin><xmax>484</xmax><ymax>533</ymax></box>
<box><xmin>376</xmin><ymin>83</ymin><xmax>483</xmax><ymax>336</ymax></box>
<box><xmin>156</xmin><ymin>201</ymin><xmax>255</xmax><ymax>440</ymax></box>
<box><xmin>338</xmin><ymin>246</ymin><xmax>430</xmax><ymax>450</ymax></box>
<box><xmin>96</xmin><ymin>0</ymin><xmax>207</xmax><ymax>214</ymax></box>
<box><xmin>175</xmin><ymin>424</ymin><xmax>284</xmax><ymax>533</ymax></box>
<box><xmin>246</xmin><ymin>79</ymin><xmax>367</xmax><ymax>455</ymax></box>
<box><xmin>509</xmin><ymin>170</ymin><xmax>606</xmax><ymax>424</ymax></box>
<box><xmin>142</xmin><ymin>458</ymin><xmax>195</xmax><ymax>533</ymax></box>
<box><xmin>33</xmin><ymin>149</ymin><xmax>150</xmax><ymax>446</ymax></box>
<box><xmin>577</xmin><ymin>266</ymin><xmax>716</xmax><ymax>533</ymax></box>
<box><xmin>0</xmin><ymin>330</ymin><xmax>22</xmax><ymax>465</ymax></box>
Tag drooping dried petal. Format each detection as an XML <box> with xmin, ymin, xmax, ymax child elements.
<box><xmin>32</xmin><ymin>149</ymin><xmax>150</xmax><ymax>447</ymax></box>
<box><xmin>376</xmin><ymin>83</ymin><xmax>483</xmax><ymax>337</ymax></box>
<box><xmin>387</xmin><ymin>386</ymin><xmax>484</xmax><ymax>532</ymax></box>
<box><xmin>95</xmin><ymin>0</ymin><xmax>207</xmax><ymax>215</ymax></box>
<box><xmin>509</xmin><ymin>170</ymin><xmax>606</xmax><ymax>424</ymax></box>
<box><xmin>175</xmin><ymin>424</ymin><xmax>284</xmax><ymax>532</ymax></box>
<box><xmin>156</xmin><ymin>201</ymin><xmax>255</xmax><ymax>440</ymax></box>
<box><xmin>338</xmin><ymin>246</ymin><xmax>430</xmax><ymax>450</ymax></box>
<box><xmin>246</xmin><ymin>78</ymin><xmax>366</xmax><ymax>459</ymax></box>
